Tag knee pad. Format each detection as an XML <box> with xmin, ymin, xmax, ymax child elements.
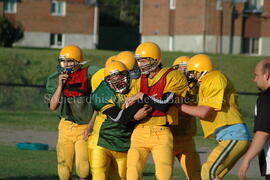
<box><xmin>76</xmin><ymin>161</ymin><xmax>90</xmax><ymax>178</ymax></box>
<box><xmin>58</xmin><ymin>162</ymin><xmax>72</xmax><ymax>180</ymax></box>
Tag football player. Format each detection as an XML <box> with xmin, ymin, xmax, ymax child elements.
<box><xmin>171</xmin><ymin>56</ymin><xmax>202</xmax><ymax>180</ymax></box>
<box><xmin>88</xmin><ymin>60</ymin><xmax>150</xmax><ymax>180</ymax></box>
<box><xmin>46</xmin><ymin>45</ymin><xmax>99</xmax><ymax>180</ymax></box>
<box><xmin>126</xmin><ymin>42</ymin><xmax>188</xmax><ymax>180</ymax></box>
<box><xmin>179</xmin><ymin>54</ymin><xmax>251</xmax><ymax>180</ymax></box>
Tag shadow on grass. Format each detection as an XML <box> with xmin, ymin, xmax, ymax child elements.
<box><xmin>0</xmin><ymin>175</ymin><xmax>89</xmax><ymax>180</ymax></box>
<box><xmin>143</xmin><ymin>172</ymin><xmax>155</xmax><ymax>176</ymax></box>
<box><xmin>0</xmin><ymin>176</ymin><xmax>59</xmax><ymax>180</ymax></box>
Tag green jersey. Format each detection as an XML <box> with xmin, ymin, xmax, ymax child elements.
<box><xmin>46</xmin><ymin>65</ymin><xmax>100</xmax><ymax>124</ymax></box>
<box><xmin>91</xmin><ymin>81</ymin><xmax>135</xmax><ymax>152</ymax></box>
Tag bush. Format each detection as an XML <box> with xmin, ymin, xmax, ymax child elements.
<box><xmin>0</xmin><ymin>17</ymin><xmax>24</xmax><ymax>47</ymax></box>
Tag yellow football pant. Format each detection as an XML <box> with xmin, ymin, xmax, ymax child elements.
<box><xmin>201</xmin><ymin>140</ymin><xmax>250</xmax><ymax>180</ymax></box>
<box><xmin>127</xmin><ymin>125</ymin><xmax>174</xmax><ymax>180</ymax></box>
<box><xmin>88</xmin><ymin>145</ymin><xmax>127</xmax><ymax>180</ymax></box>
<box><xmin>57</xmin><ymin>119</ymin><xmax>90</xmax><ymax>180</ymax></box>
<box><xmin>173</xmin><ymin>136</ymin><xmax>201</xmax><ymax>180</ymax></box>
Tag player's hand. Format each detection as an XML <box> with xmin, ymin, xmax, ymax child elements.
<box><xmin>134</xmin><ymin>105</ymin><xmax>152</xmax><ymax>121</ymax></box>
<box><xmin>238</xmin><ymin>159</ymin><xmax>250</xmax><ymax>180</ymax></box>
<box><xmin>82</xmin><ymin>126</ymin><xmax>93</xmax><ymax>141</ymax></box>
<box><xmin>125</xmin><ymin>92</ymin><xmax>144</xmax><ymax>108</ymax></box>
<box><xmin>58</xmin><ymin>74</ymin><xmax>69</xmax><ymax>86</ymax></box>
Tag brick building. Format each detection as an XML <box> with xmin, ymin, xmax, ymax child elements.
<box><xmin>0</xmin><ymin>0</ymin><xmax>98</xmax><ymax>49</ymax></box>
<box><xmin>140</xmin><ymin>0</ymin><xmax>270</xmax><ymax>55</ymax></box>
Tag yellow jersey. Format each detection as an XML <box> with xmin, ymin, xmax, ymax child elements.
<box><xmin>91</xmin><ymin>68</ymin><xmax>105</xmax><ymax>92</ymax></box>
<box><xmin>198</xmin><ymin>70</ymin><xmax>243</xmax><ymax>138</ymax></box>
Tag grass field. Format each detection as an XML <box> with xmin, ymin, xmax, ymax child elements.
<box><xmin>0</xmin><ymin>144</ymin><xmax>262</xmax><ymax>180</ymax></box>
<box><xmin>0</xmin><ymin>47</ymin><xmax>264</xmax><ymax>179</ymax></box>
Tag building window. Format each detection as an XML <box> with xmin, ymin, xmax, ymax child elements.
<box><xmin>50</xmin><ymin>34</ymin><xmax>64</xmax><ymax>48</ymax></box>
<box><xmin>245</xmin><ymin>0</ymin><xmax>263</xmax><ymax>12</ymax></box>
<box><xmin>51</xmin><ymin>1</ymin><xmax>66</xmax><ymax>16</ymax></box>
<box><xmin>243</xmin><ymin>37</ymin><xmax>259</xmax><ymax>54</ymax></box>
<box><xmin>170</xmin><ymin>0</ymin><xmax>176</xmax><ymax>10</ymax></box>
<box><xmin>4</xmin><ymin>0</ymin><xmax>17</xmax><ymax>13</ymax></box>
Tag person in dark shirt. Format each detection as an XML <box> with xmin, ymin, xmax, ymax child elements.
<box><xmin>238</xmin><ymin>58</ymin><xmax>270</xmax><ymax>180</ymax></box>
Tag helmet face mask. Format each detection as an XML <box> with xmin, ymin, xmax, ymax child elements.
<box><xmin>136</xmin><ymin>57</ymin><xmax>160</xmax><ymax>74</ymax></box>
<box><xmin>105</xmin><ymin>70</ymin><xmax>130</xmax><ymax>94</ymax></box>
<box><xmin>174</xmin><ymin>63</ymin><xmax>188</xmax><ymax>74</ymax></box>
<box><xmin>172</xmin><ymin>56</ymin><xmax>189</xmax><ymax>73</ymax></box>
<box><xmin>186</xmin><ymin>71</ymin><xmax>197</xmax><ymax>84</ymax></box>
<box><xmin>179</xmin><ymin>62</ymin><xmax>188</xmax><ymax>73</ymax></box>
<box><xmin>58</xmin><ymin>57</ymin><xmax>80</xmax><ymax>74</ymax></box>
<box><xmin>186</xmin><ymin>70</ymin><xmax>209</xmax><ymax>87</ymax></box>
<box><xmin>173</xmin><ymin>64</ymin><xmax>179</xmax><ymax>70</ymax></box>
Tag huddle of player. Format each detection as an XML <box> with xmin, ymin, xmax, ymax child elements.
<box><xmin>47</xmin><ymin>42</ymin><xmax>251</xmax><ymax>180</ymax></box>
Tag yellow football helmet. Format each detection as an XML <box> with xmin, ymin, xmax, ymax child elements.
<box><xmin>187</xmin><ymin>54</ymin><xmax>214</xmax><ymax>83</ymax></box>
<box><xmin>116</xmin><ymin>51</ymin><xmax>136</xmax><ymax>71</ymax></box>
<box><xmin>134</xmin><ymin>42</ymin><xmax>161</xmax><ymax>74</ymax></box>
<box><xmin>58</xmin><ymin>45</ymin><xmax>84</xmax><ymax>73</ymax></box>
<box><xmin>172</xmin><ymin>56</ymin><xmax>190</xmax><ymax>73</ymax></box>
<box><xmin>104</xmin><ymin>61</ymin><xmax>130</xmax><ymax>94</ymax></box>
<box><xmin>187</xmin><ymin>54</ymin><xmax>214</xmax><ymax>73</ymax></box>
<box><xmin>105</xmin><ymin>55</ymin><xmax>117</xmax><ymax>67</ymax></box>
<box><xmin>116</xmin><ymin>51</ymin><xmax>141</xmax><ymax>79</ymax></box>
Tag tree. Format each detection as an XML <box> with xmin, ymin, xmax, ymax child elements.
<box><xmin>0</xmin><ymin>17</ymin><xmax>24</xmax><ymax>47</ymax></box>
<box><xmin>99</xmin><ymin>0</ymin><xmax>140</xmax><ymax>27</ymax></box>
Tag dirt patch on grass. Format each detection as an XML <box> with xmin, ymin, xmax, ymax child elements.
<box><xmin>0</xmin><ymin>128</ymin><xmax>57</xmax><ymax>150</ymax></box>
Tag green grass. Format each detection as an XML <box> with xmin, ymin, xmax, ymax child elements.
<box><xmin>144</xmin><ymin>163</ymin><xmax>261</xmax><ymax>180</ymax></box>
<box><xmin>0</xmin><ymin>145</ymin><xmax>58</xmax><ymax>179</ymax></box>
<box><xmin>0</xmin><ymin>47</ymin><xmax>262</xmax><ymax>87</ymax></box>
<box><xmin>0</xmin><ymin>47</ymin><xmax>117</xmax><ymax>85</ymax></box>
<box><xmin>0</xmin><ymin>110</ymin><xmax>58</xmax><ymax>131</ymax></box>
<box><xmin>0</xmin><ymin>145</ymin><xmax>261</xmax><ymax>180</ymax></box>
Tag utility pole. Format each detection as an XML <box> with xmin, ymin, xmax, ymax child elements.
<box><xmin>229</xmin><ymin>1</ymin><xmax>236</xmax><ymax>54</ymax></box>
<box><xmin>216</xmin><ymin>0</ymin><xmax>223</xmax><ymax>54</ymax></box>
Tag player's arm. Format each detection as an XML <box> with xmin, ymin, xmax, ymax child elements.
<box><xmin>238</xmin><ymin>131</ymin><xmax>270</xmax><ymax>180</ymax></box>
<box><xmin>49</xmin><ymin>74</ymin><xmax>69</xmax><ymax>111</ymax></box>
<box><xmin>82</xmin><ymin>110</ymin><xmax>98</xmax><ymax>141</ymax></box>
<box><xmin>103</xmin><ymin>101</ymin><xmax>145</xmax><ymax>123</ymax></box>
<box><xmin>142</xmin><ymin>92</ymin><xmax>176</xmax><ymax>113</ymax></box>
<box><xmin>180</xmin><ymin>104</ymin><xmax>215</xmax><ymax>120</ymax></box>
<box><xmin>180</xmin><ymin>74</ymin><xmax>226</xmax><ymax>120</ymax></box>
<box><xmin>126</xmin><ymin>92</ymin><xmax>176</xmax><ymax>113</ymax></box>
<box><xmin>239</xmin><ymin>95</ymin><xmax>270</xmax><ymax>179</ymax></box>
